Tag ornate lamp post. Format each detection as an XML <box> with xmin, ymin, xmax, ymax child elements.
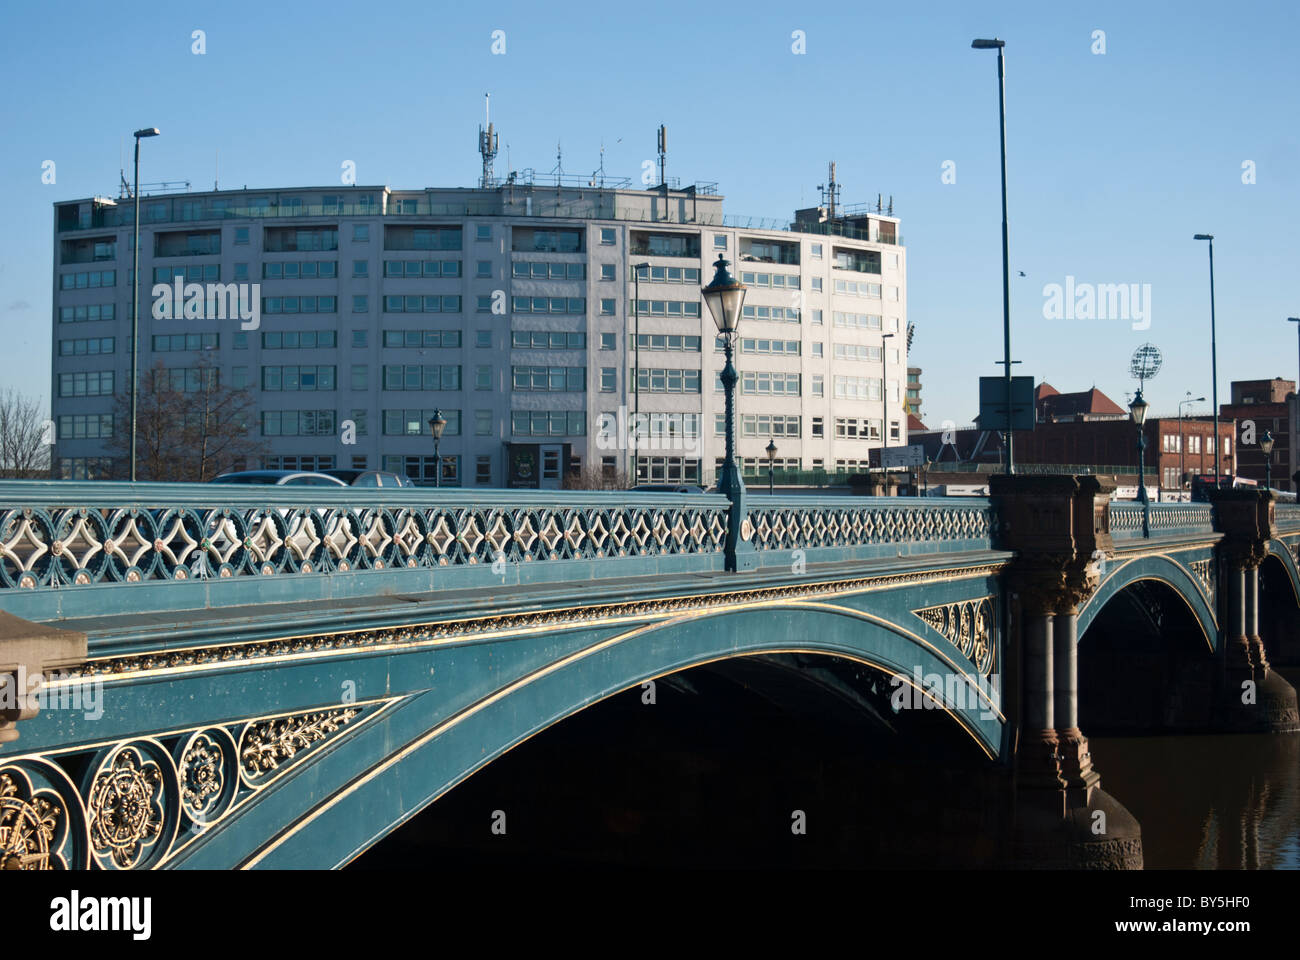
<box><xmin>1261</xmin><ymin>430</ymin><xmax>1275</xmax><ymax>491</ymax></box>
<box><xmin>427</xmin><ymin>410</ymin><xmax>447</xmax><ymax>488</ymax></box>
<box><xmin>129</xmin><ymin>126</ymin><xmax>160</xmax><ymax>482</ymax></box>
<box><xmin>766</xmin><ymin>439</ymin><xmax>777</xmax><ymax>495</ymax></box>
<box><xmin>702</xmin><ymin>256</ymin><xmax>747</xmax><ymax>570</ymax></box>
<box><xmin>1130</xmin><ymin>389</ymin><xmax>1150</xmax><ymax>538</ymax></box>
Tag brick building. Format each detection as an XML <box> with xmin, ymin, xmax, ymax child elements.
<box><xmin>1221</xmin><ymin>378</ymin><xmax>1295</xmax><ymax>490</ymax></box>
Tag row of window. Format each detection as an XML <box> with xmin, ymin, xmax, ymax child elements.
<box><xmin>741</xmin><ymin>305</ymin><xmax>801</xmax><ymax>324</ymax></box>
<box><xmin>153</xmin><ymin>333</ymin><xmax>216</xmax><ymax>352</ymax></box>
<box><xmin>512</xmin><ymin>297</ymin><xmax>587</xmax><ymax>315</ymax></box>
<box><xmin>59</xmin><ymin>270</ymin><xmax>116</xmax><ymax>290</ymax></box>
<box><xmin>739</xmin><ymin>272</ymin><xmax>800</xmax><ymax>289</ymax></box>
<box><xmin>512</xmin><ymin>261</ymin><xmax>587</xmax><ymax>280</ymax></box>
<box><xmin>384</xmin><ymin>260</ymin><xmax>462</xmax><ymax>278</ymax></box>
<box><xmin>154</xmin><ymin>265</ymin><xmax>221</xmax><ymax>284</ymax></box>
<box><xmin>263</xmin><ymin>261</ymin><xmax>338</xmax><ymax>279</ymax></box>
<box><xmin>511</xmin><ymin>331</ymin><xmax>586</xmax><ymax>350</ymax></box>
<box><xmin>263</xmin><ymin>296</ymin><xmax>338</xmax><ymax>314</ymax></box>
<box><xmin>630</xmin><ymin>300</ymin><xmax>702</xmax><ymax>318</ymax></box>
<box><xmin>59</xmin><ymin>337</ymin><xmax>115</xmax><ymax>357</ymax></box>
<box><xmin>512</xmin><ymin>366</ymin><xmax>586</xmax><ymax>392</ymax></box>
<box><xmin>59</xmin><ymin>303</ymin><xmax>115</xmax><ymax>324</ymax></box>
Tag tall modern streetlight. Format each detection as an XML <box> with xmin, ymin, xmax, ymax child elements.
<box><xmin>129</xmin><ymin>126</ymin><xmax>160</xmax><ymax>482</ymax></box>
<box><xmin>972</xmin><ymin>37</ymin><xmax>1014</xmax><ymax>474</ymax></box>
<box><xmin>427</xmin><ymin>410</ymin><xmax>447</xmax><ymax>488</ymax></box>
<box><xmin>1288</xmin><ymin>318</ymin><xmax>1300</xmax><ymax>491</ymax></box>
<box><xmin>766</xmin><ymin>439</ymin><xmax>777</xmax><ymax>495</ymax></box>
<box><xmin>631</xmin><ymin>262</ymin><xmax>650</xmax><ymax>482</ymax></box>
<box><xmin>1179</xmin><ymin>393</ymin><xmax>1206</xmax><ymax>492</ymax></box>
<box><xmin>1130</xmin><ymin>389</ymin><xmax>1150</xmax><ymax>538</ymax></box>
<box><xmin>702</xmin><ymin>255</ymin><xmax>747</xmax><ymax>570</ymax></box>
<box><xmin>1194</xmin><ymin>234</ymin><xmax>1220</xmax><ymax>485</ymax></box>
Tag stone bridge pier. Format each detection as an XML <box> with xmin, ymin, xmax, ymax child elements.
<box><xmin>1213</xmin><ymin>490</ymin><xmax>1300</xmax><ymax>732</ymax></box>
<box><xmin>993</xmin><ymin>475</ymin><xmax>1143</xmax><ymax>869</ymax></box>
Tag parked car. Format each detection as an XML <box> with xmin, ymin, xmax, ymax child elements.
<box><xmin>208</xmin><ymin>470</ymin><xmax>348</xmax><ymax>486</ymax></box>
<box><xmin>320</xmin><ymin>469</ymin><xmax>415</xmax><ymax>488</ymax></box>
<box><xmin>630</xmin><ymin>484</ymin><xmax>707</xmax><ymax>494</ymax></box>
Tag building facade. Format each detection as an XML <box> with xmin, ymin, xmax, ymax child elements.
<box><xmin>51</xmin><ymin>182</ymin><xmax>907</xmax><ymax>487</ymax></box>
<box><xmin>1221</xmin><ymin>378</ymin><xmax>1295</xmax><ymax>490</ymax></box>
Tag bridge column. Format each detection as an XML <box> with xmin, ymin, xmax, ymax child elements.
<box><xmin>991</xmin><ymin>473</ymin><xmax>1142</xmax><ymax>869</ymax></box>
<box><xmin>1211</xmin><ymin>489</ymin><xmax>1299</xmax><ymax>732</ymax></box>
<box><xmin>0</xmin><ymin>611</ymin><xmax>86</xmax><ymax>743</ymax></box>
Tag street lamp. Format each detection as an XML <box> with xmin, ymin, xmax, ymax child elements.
<box><xmin>972</xmin><ymin>37</ymin><xmax>1014</xmax><ymax>475</ymax></box>
<box><xmin>1130</xmin><ymin>389</ymin><xmax>1150</xmax><ymax>538</ymax></box>
<box><xmin>703</xmin><ymin>255</ymin><xmax>747</xmax><ymax>546</ymax></box>
<box><xmin>129</xmin><ymin>126</ymin><xmax>160</xmax><ymax>482</ymax></box>
<box><xmin>1261</xmin><ymin>430</ymin><xmax>1275</xmax><ymax>491</ymax></box>
<box><xmin>766</xmin><ymin>439</ymin><xmax>777</xmax><ymax>495</ymax></box>
<box><xmin>881</xmin><ymin>331</ymin><xmax>895</xmax><ymax>473</ymax></box>
<box><xmin>1194</xmin><ymin>234</ymin><xmax>1220</xmax><ymax>486</ymax></box>
<box><xmin>631</xmin><ymin>261</ymin><xmax>650</xmax><ymax>483</ymax></box>
<box><xmin>427</xmin><ymin>410</ymin><xmax>447</xmax><ymax>488</ymax></box>
<box><xmin>1289</xmin><ymin>318</ymin><xmax>1300</xmax><ymax>491</ymax></box>
<box><xmin>1179</xmin><ymin>393</ymin><xmax>1205</xmax><ymax>493</ymax></box>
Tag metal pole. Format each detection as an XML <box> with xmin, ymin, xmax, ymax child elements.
<box><xmin>1138</xmin><ymin>424</ymin><xmax>1149</xmax><ymax>538</ymax></box>
<box><xmin>1208</xmin><ymin>238</ymin><xmax>1220</xmax><ymax>484</ymax></box>
<box><xmin>130</xmin><ymin>137</ymin><xmax>142</xmax><ymax>482</ymax></box>
<box><xmin>1179</xmin><ymin>406</ymin><xmax>1185</xmax><ymax>488</ymax></box>
<box><xmin>721</xmin><ymin>335</ymin><xmax>740</xmax><ymax>495</ymax></box>
<box><xmin>997</xmin><ymin>45</ymin><xmax>1014</xmax><ymax>475</ymax></box>
<box><xmin>434</xmin><ymin>437</ymin><xmax>441</xmax><ymax>488</ymax></box>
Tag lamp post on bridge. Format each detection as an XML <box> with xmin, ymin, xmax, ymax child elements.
<box><xmin>1262</xmin><ymin>430</ymin><xmax>1275</xmax><ymax>491</ymax></box>
<box><xmin>1130</xmin><ymin>389</ymin><xmax>1150</xmax><ymax>538</ymax></box>
<box><xmin>129</xmin><ymin>126</ymin><xmax>161</xmax><ymax>482</ymax></box>
<box><xmin>1193</xmin><ymin>234</ymin><xmax>1220</xmax><ymax>485</ymax></box>
<box><xmin>427</xmin><ymin>410</ymin><xmax>447</xmax><ymax>488</ymax></box>
<box><xmin>702</xmin><ymin>255</ymin><xmax>747</xmax><ymax>571</ymax></box>
<box><xmin>766</xmin><ymin>439</ymin><xmax>777</xmax><ymax>495</ymax></box>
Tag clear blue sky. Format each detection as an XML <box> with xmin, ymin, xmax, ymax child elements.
<box><xmin>2</xmin><ymin>0</ymin><xmax>1297</xmax><ymax>428</ymax></box>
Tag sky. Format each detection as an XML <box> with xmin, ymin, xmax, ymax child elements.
<box><xmin>1</xmin><ymin>0</ymin><xmax>1297</xmax><ymax>430</ymax></box>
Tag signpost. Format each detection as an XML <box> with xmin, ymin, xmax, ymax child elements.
<box><xmin>978</xmin><ymin>375</ymin><xmax>1036</xmax><ymax>432</ymax></box>
<box><xmin>881</xmin><ymin>444</ymin><xmax>926</xmax><ymax>469</ymax></box>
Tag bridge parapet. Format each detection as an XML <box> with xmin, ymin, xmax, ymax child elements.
<box><xmin>744</xmin><ymin>495</ymin><xmax>995</xmax><ymax>566</ymax></box>
<box><xmin>0</xmin><ymin>481</ymin><xmax>731</xmax><ymax>622</ymax></box>
<box><xmin>1108</xmin><ymin>502</ymin><xmax>1214</xmax><ymax>542</ymax></box>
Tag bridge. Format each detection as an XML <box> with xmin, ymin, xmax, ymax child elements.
<box><xmin>1</xmin><ymin>475</ymin><xmax>1297</xmax><ymax>870</ymax></box>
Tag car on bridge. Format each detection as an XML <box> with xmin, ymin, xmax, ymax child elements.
<box><xmin>209</xmin><ymin>470</ymin><xmax>349</xmax><ymax>486</ymax></box>
<box><xmin>630</xmin><ymin>484</ymin><xmax>707</xmax><ymax>494</ymax></box>
<box><xmin>320</xmin><ymin>469</ymin><xmax>416</xmax><ymax>488</ymax></box>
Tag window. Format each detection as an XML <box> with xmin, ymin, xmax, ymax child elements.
<box><xmin>475</xmin><ymin>365</ymin><xmax>492</xmax><ymax>390</ymax></box>
<box><xmin>600</xmin><ymin>299</ymin><xmax>615</xmax><ymax>315</ymax></box>
<box><xmin>382</xmin><ymin>330</ymin><xmax>463</xmax><ymax>349</ymax></box>
<box><xmin>833</xmin><ymin>376</ymin><xmax>882</xmax><ymax>400</ymax></box>
<box><xmin>475</xmin><ymin>410</ymin><xmax>493</xmax><ymax>436</ymax></box>
<box><xmin>512</xmin><ymin>366</ymin><xmax>586</xmax><ymax>392</ymax></box>
<box><xmin>812</xmin><ymin>309</ymin><xmax>824</xmax><ymax>326</ymax></box>
<box><xmin>58</xmin><ymin>303</ymin><xmax>114</xmax><ymax>323</ymax></box>
<box><xmin>234</xmin><ymin>263</ymin><xmax>249</xmax><ymax>281</ymax></box>
<box><xmin>235</xmin><ymin>227</ymin><xmax>249</xmax><ymax>245</ymax></box>
<box><xmin>382</xmin><ymin>294</ymin><xmax>461</xmax><ymax>313</ymax></box>
<box><xmin>476</xmin><ymin>330</ymin><xmax>492</xmax><ymax>348</ymax></box>
<box><xmin>811</xmin><ymin>277</ymin><xmax>823</xmax><ymax>292</ymax></box>
<box><xmin>739</xmin><ymin>304</ymin><xmax>800</xmax><ymax>323</ymax></box>
<box><xmin>477</xmin><ymin>260</ymin><xmax>493</xmax><ymax>278</ymax></box>
<box><xmin>262</xmin><ymin>410</ymin><xmax>337</xmax><ymax>437</ymax></box>
<box><xmin>261</xmin><ymin>366</ymin><xmax>336</xmax><ymax>392</ymax></box>
<box><xmin>353</xmin><ymin>295</ymin><xmax>368</xmax><ymax>314</ymax></box>
<box><xmin>349</xmin><ymin>330</ymin><xmax>367</xmax><ymax>349</ymax></box>
<box><xmin>511</xmin><ymin>330</ymin><xmax>586</xmax><ymax>350</ymax></box>
<box><xmin>261</xmin><ymin>330</ymin><xmax>337</xmax><ymax>349</ymax></box>
<box><xmin>812</xmin><ymin>417</ymin><xmax>824</xmax><ymax>438</ymax></box>
<box><xmin>383</xmin><ymin>408</ymin><xmax>460</xmax><ymax>436</ymax></box>
<box><xmin>353</xmin><ymin>224</ymin><xmax>369</xmax><ymax>242</ymax></box>
<box><xmin>811</xmin><ymin>243</ymin><xmax>823</xmax><ymax>259</ymax></box>
<box><xmin>351</xmin><ymin>365</ymin><xmax>368</xmax><ymax>390</ymax></box>
<box><xmin>349</xmin><ymin>409</ymin><xmax>368</xmax><ymax>436</ymax></box>
<box><xmin>600</xmin><ymin>368</ymin><xmax>617</xmax><ymax>392</ymax></box>
<box><xmin>600</xmin><ymin>228</ymin><xmax>616</xmax><ymax>245</ymax></box>
<box><xmin>740</xmin><ymin>414</ymin><xmax>801</xmax><ymax>438</ymax></box>
<box><xmin>512</xmin><ymin>262</ymin><xmax>586</xmax><ymax>280</ymax></box>
<box><xmin>635</xmin><ymin>456</ymin><xmax>701</xmax><ymax>484</ymax></box>
<box><xmin>61</xmin><ymin>336</ymin><xmax>116</xmax><ymax>356</ymax></box>
<box><xmin>600</xmin><ymin>263</ymin><xmax>616</xmax><ymax>281</ymax></box>
<box><xmin>232</xmin><ymin>366</ymin><xmax>250</xmax><ymax>389</ymax></box>
<box><xmin>382</xmin><ymin>364</ymin><xmax>462</xmax><ymax>391</ymax></box>
<box><xmin>233</xmin><ymin>333</ymin><xmax>248</xmax><ymax>349</ymax></box>
<box><xmin>264</xmin><ymin>227</ymin><xmax>338</xmax><ymax>252</ymax></box>
<box><xmin>741</xmin><ymin>371</ymin><xmax>800</xmax><ymax>396</ymax></box>
<box><xmin>714</xmin><ymin>234</ymin><xmax>727</xmax><ymax>250</ymax></box>
<box><xmin>151</xmin><ymin>333</ymin><xmax>215</xmax><ymax>352</ymax></box>
<box><xmin>262</xmin><ymin>296</ymin><xmax>337</xmax><ymax>314</ymax></box>
<box><xmin>812</xmin><ymin>375</ymin><xmax>824</xmax><ymax>398</ymax></box>
<box><xmin>57</xmin><ymin>414</ymin><xmax>113</xmax><ymax>439</ymax></box>
<box><xmin>633</xmin><ymin>368</ymin><xmax>701</xmax><ymax>394</ymax></box>
<box><xmin>383</xmin><ymin>260</ymin><xmax>461</xmax><ymax>279</ymax></box>
<box><xmin>477</xmin><ymin>225</ymin><xmax>492</xmax><ymax>241</ymax></box>
<box><xmin>812</xmin><ymin>343</ymin><xmax>824</xmax><ymax>358</ymax></box>
<box><xmin>738</xmin><ymin>271</ymin><xmax>800</xmax><ymax>290</ymax></box>
<box><xmin>629</xmin><ymin>299</ymin><xmax>702</xmax><ymax>318</ymax></box>
<box><xmin>59</xmin><ymin>270</ymin><xmax>116</xmax><ymax>289</ymax></box>
<box><xmin>632</xmin><ymin>266</ymin><xmax>701</xmax><ymax>285</ymax></box>
<box><xmin>600</xmin><ymin>332</ymin><xmax>617</xmax><ymax>351</ymax></box>
<box><xmin>353</xmin><ymin>260</ymin><xmax>368</xmax><ymax>277</ymax></box>
<box><xmin>58</xmin><ymin>371</ymin><xmax>115</xmax><ymax>397</ymax></box>
<box><xmin>510</xmin><ymin>410</ymin><xmax>587</xmax><ymax>436</ymax></box>
<box><xmin>476</xmin><ymin>455</ymin><xmax>492</xmax><ymax>485</ymax></box>
<box><xmin>511</xmin><ymin>296</ymin><xmax>586</xmax><ymax>314</ymax></box>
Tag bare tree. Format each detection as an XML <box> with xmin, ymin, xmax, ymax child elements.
<box><xmin>106</xmin><ymin>356</ymin><xmax>266</xmax><ymax>481</ymax></box>
<box><xmin>562</xmin><ymin>464</ymin><xmax>631</xmax><ymax>491</ymax></box>
<box><xmin>0</xmin><ymin>389</ymin><xmax>52</xmax><ymax>479</ymax></box>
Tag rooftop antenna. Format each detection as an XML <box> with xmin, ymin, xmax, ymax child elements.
<box><xmin>590</xmin><ymin>139</ymin><xmax>606</xmax><ymax>187</ymax></box>
<box><xmin>887</xmin><ymin>194</ymin><xmax>894</xmax><ymax>216</ymax></box>
<box><xmin>550</xmin><ymin>140</ymin><xmax>564</xmax><ymax>187</ymax></box>
<box><xmin>214</xmin><ymin>149</ymin><xmax>219</xmax><ymax>191</ymax></box>
<box><xmin>657</xmin><ymin>124</ymin><xmax>667</xmax><ymax>187</ymax></box>
<box><xmin>478</xmin><ymin>93</ymin><xmax>499</xmax><ymax>189</ymax></box>
<box><xmin>119</xmin><ymin>137</ymin><xmax>130</xmax><ymax>199</ymax></box>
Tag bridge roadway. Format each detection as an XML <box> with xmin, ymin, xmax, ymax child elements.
<box><xmin>0</xmin><ymin>477</ymin><xmax>1297</xmax><ymax>869</ymax></box>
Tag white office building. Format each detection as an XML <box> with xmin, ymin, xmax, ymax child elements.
<box><xmin>51</xmin><ymin>179</ymin><xmax>907</xmax><ymax>487</ymax></box>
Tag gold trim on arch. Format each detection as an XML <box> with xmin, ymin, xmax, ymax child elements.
<box><xmin>243</xmin><ymin>600</ymin><xmax>1004</xmax><ymax>868</ymax></box>
<box><xmin>1082</xmin><ymin>559</ymin><xmax>1217</xmax><ymax>651</ymax></box>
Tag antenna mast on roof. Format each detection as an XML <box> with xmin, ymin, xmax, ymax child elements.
<box><xmin>478</xmin><ymin>93</ymin><xmax>499</xmax><ymax>189</ymax></box>
<box><xmin>591</xmin><ymin>140</ymin><xmax>606</xmax><ymax>187</ymax></box>
<box><xmin>657</xmin><ymin>124</ymin><xmax>667</xmax><ymax>187</ymax></box>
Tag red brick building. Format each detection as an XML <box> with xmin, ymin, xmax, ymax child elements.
<box><xmin>1221</xmin><ymin>378</ymin><xmax>1295</xmax><ymax>490</ymax></box>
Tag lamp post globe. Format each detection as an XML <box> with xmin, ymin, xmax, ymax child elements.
<box><xmin>428</xmin><ymin>410</ymin><xmax>447</xmax><ymax>488</ymax></box>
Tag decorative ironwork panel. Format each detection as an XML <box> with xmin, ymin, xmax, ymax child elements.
<box><xmin>912</xmin><ymin>596</ymin><xmax>998</xmax><ymax>677</ymax></box>
<box><xmin>747</xmin><ymin>499</ymin><xmax>994</xmax><ymax>552</ymax></box>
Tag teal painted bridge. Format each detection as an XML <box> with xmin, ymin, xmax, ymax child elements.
<box><xmin>2</xmin><ymin>476</ymin><xmax>1298</xmax><ymax>869</ymax></box>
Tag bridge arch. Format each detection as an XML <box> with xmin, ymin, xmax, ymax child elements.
<box><xmin>1078</xmin><ymin>554</ymin><xmax>1217</xmax><ymax>653</ymax></box>
<box><xmin>218</xmin><ymin>602</ymin><xmax>1004</xmax><ymax>869</ymax></box>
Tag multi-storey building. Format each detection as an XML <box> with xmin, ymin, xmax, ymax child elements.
<box><xmin>1221</xmin><ymin>378</ymin><xmax>1295</xmax><ymax>490</ymax></box>
<box><xmin>51</xmin><ymin>181</ymin><xmax>907</xmax><ymax>487</ymax></box>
